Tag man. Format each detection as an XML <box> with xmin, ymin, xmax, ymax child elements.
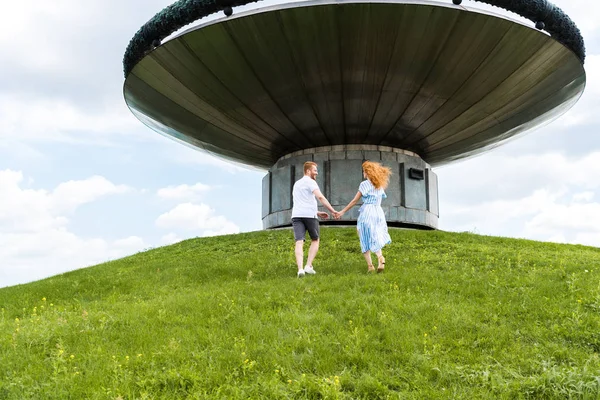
<box><xmin>291</xmin><ymin>161</ymin><xmax>337</xmax><ymax>277</ymax></box>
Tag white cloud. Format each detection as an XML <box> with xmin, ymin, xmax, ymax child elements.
<box><xmin>52</xmin><ymin>176</ymin><xmax>130</xmax><ymax>213</ymax></box>
<box><xmin>156</xmin><ymin>203</ymin><xmax>240</xmax><ymax>237</ymax></box>
<box><xmin>0</xmin><ymin>170</ymin><xmax>140</xmax><ymax>288</ymax></box>
<box><xmin>161</xmin><ymin>233</ymin><xmax>183</xmax><ymax>245</ymax></box>
<box><xmin>0</xmin><ymin>0</ymin><xmax>173</xmax><ymax>147</ymax></box>
<box><xmin>572</xmin><ymin>232</ymin><xmax>600</xmax><ymax>248</ymax></box>
<box><xmin>573</xmin><ymin>192</ymin><xmax>595</xmax><ymax>202</ymax></box>
<box><xmin>525</xmin><ymin>202</ymin><xmax>600</xmax><ymax>235</ymax></box>
<box><xmin>438</xmin><ymin>152</ymin><xmax>600</xmax><ymax>247</ymax></box>
<box><xmin>114</xmin><ymin>236</ymin><xmax>146</xmax><ymax>250</ymax></box>
<box><xmin>547</xmin><ymin>233</ymin><xmax>567</xmax><ymax>244</ymax></box>
<box><xmin>202</xmin><ymin>224</ymin><xmax>242</xmax><ymax>237</ymax></box>
<box><xmin>155</xmin><ymin>182</ymin><xmax>255</xmax><ymax>236</ymax></box>
<box><xmin>157</xmin><ymin>183</ymin><xmax>211</xmax><ymax>201</ymax></box>
<box><xmin>0</xmin><ymin>95</ymin><xmax>143</xmax><ymax>144</ymax></box>
<box><xmin>0</xmin><ymin>1</ymin><xmax>97</xmax><ymax>71</ymax></box>
<box><xmin>167</xmin><ymin>143</ymin><xmax>258</xmax><ymax>173</ymax></box>
<box><xmin>442</xmin><ymin>189</ymin><xmax>600</xmax><ymax>248</ymax></box>
<box><xmin>438</xmin><ymin>152</ymin><xmax>600</xmax><ymax>206</ymax></box>
<box><xmin>0</xmin><ymin>170</ymin><xmax>65</xmax><ymax>233</ymax></box>
<box><xmin>0</xmin><ymin>170</ymin><xmax>131</xmax><ymax>233</ymax></box>
<box><xmin>0</xmin><ymin>140</ymin><xmax>46</xmax><ymax>162</ymax></box>
<box><xmin>0</xmin><ymin>229</ymin><xmax>147</xmax><ymax>288</ymax></box>
<box><xmin>0</xmin><ymin>0</ymin><xmax>175</xmax><ymax>75</ymax></box>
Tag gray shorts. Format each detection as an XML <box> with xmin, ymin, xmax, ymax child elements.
<box><xmin>292</xmin><ymin>217</ymin><xmax>320</xmax><ymax>241</ymax></box>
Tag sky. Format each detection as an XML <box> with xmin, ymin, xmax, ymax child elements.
<box><xmin>1</xmin><ymin>0</ymin><xmax>599</xmax><ymax>288</ymax></box>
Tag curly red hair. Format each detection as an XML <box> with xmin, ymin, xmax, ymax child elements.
<box><xmin>362</xmin><ymin>161</ymin><xmax>391</xmax><ymax>189</ymax></box>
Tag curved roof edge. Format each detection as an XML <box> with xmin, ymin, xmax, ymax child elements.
<box><xmin>122</xmin><ymin>0</ymin><xmax>585</xmax><ymax>78</ymax></box>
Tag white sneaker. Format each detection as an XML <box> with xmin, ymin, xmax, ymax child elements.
<box><xmin>297</xmin><ymin>270</ymin><xmax>305</xmax><ymax>278</ymax></box>
<box><xmin>304</xmin><ymin>266</ymin><xmax>316</xmax><ymax>275</ymax></box>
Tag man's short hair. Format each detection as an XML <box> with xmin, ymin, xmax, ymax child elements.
<box><xmin>303</xmin><ymin>161</ymin><xmax>317</xmax><ymax>174</ymax></box>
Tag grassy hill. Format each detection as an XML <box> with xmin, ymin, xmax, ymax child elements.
<box><xmin>1</xmin><ymin>227</ymin><xmax>600</xmax><ymax>399</ymax></box>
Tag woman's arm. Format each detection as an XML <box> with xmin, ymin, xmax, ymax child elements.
<box><xmin>335</xmin><ymin>191</ymin><xmax>362</xmax><ymax>218</ymax></box>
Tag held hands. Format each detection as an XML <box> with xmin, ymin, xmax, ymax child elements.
<box><xmin>317</xmin><ymin>210</ymin><xmax>345</xmax><ymax>220</ymax></box>
<box><xmin>317</xmin><ymin>211</ymin><xmax>344</xmax><ymax>219</ymax></box>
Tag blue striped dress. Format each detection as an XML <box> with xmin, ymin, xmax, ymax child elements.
<box><xmin>357</xmin><ymin>180</ymin><xmax>392</xmax><ymax>253</ymax></box>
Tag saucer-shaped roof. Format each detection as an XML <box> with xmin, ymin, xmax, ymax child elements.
<box><xmin>123</xmin><ymin>0</ymin><xmax>586</xmax><ymax>169</ymax></box>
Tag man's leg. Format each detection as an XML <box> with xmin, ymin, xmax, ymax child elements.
<box><xmin>306</xmin><ymin>239</ymin><xmax>320</xmax><ymax>268</ymax></box>
<box><xmin>304</xmin><ymin>218</ymin><xmax>320</xmax><ymax>270</ymax></box>
<box><xmin>295</xmin><ymin>240</ymin><xmax>305</xmax><ymax>272</ymax></box>
<box><xmin>292</xmin><ymin>218</ymin><xmax>307</xmax><ymax>276</ymax></box>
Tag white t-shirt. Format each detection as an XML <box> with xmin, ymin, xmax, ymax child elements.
<box><xmin>291</xmin><ymin>176</ymin><xmax>320</xmax><ymax>218</ymax></box>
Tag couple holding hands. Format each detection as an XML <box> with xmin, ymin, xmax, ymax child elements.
<box><xmin>291</xmin><ymin>161</ymin><xmax>392</xmax><ymax>277</ymax></box>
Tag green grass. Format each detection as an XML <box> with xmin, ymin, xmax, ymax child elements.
<box><xmin>1</xmin><ymin>228</ymin><xmax>600</xmax><ymax>399</ymax></box>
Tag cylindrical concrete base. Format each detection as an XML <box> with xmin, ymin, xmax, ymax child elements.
<box><xmin>262</xmin><ymin>145</ymin><xmax>439</xmax><ymax>229</ymax></box>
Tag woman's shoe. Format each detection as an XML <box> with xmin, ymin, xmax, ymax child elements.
<box><xmin>367</xmin><ymin>264</ymin><xmax>375</xmax><ymax>273</ymax></box>
<box><xmin>377</xmin><ymin>256</ymin><xmax>385</xmax><ymax>273</ymax></box>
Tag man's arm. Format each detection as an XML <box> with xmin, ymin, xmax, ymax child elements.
<box><xmin>316</xmin><ymin>211</ymin><xmax>330</xmax><ymax>219</ymax></box>
<box><xmin>313</xmin><ymin>189</ymin><xmax>336</xmax><ymax>214</ymax></box>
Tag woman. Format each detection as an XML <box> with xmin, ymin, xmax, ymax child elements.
<box><xmin>335</xmin><ymin>161</ymin><xmax>392</xmax><ymax>273</ymax></box>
